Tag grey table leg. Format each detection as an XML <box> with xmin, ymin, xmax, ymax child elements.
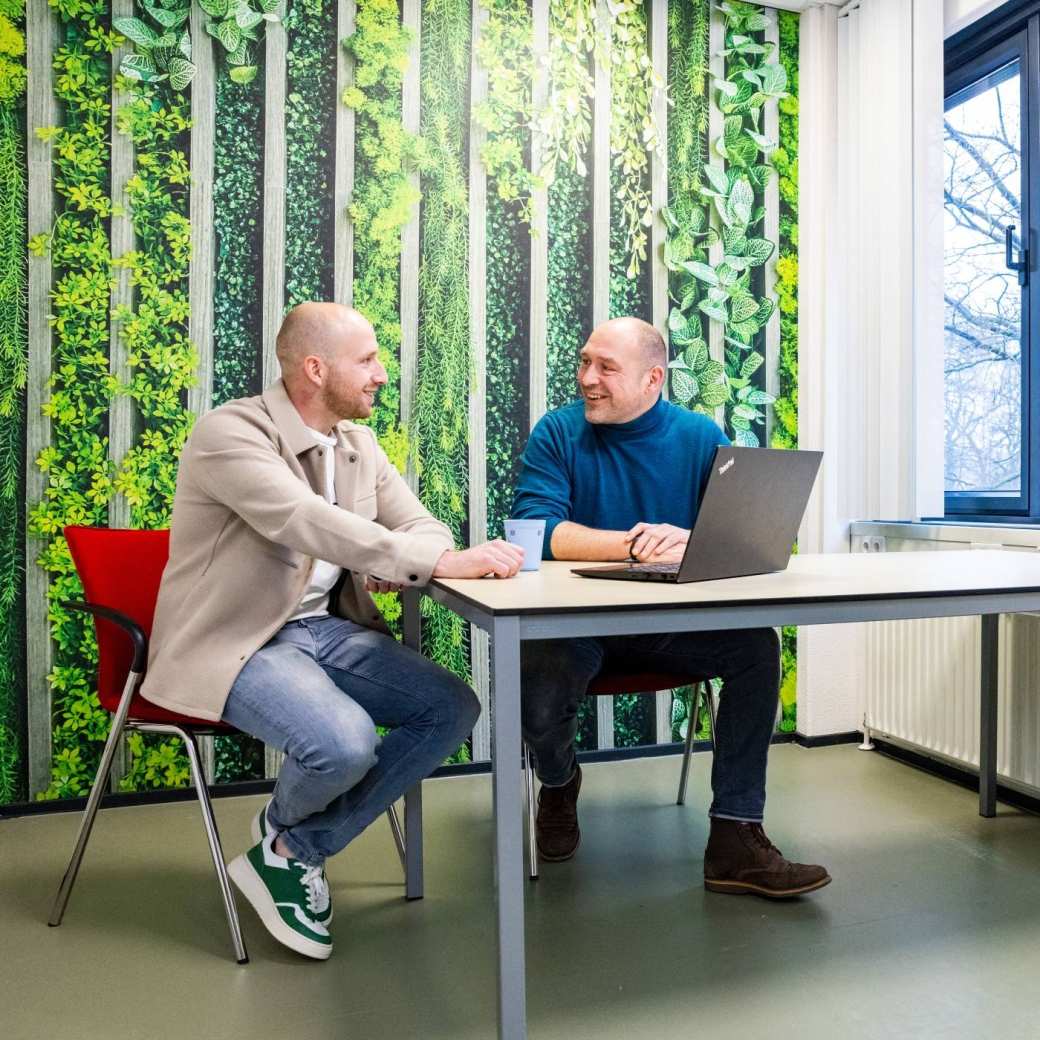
<box><xmin>402</xmin><ymin>588</ymin><xmax>424</xmax><ymax>898</ymax></box>
<box><xmin>979</xmin><ymin>613</ymin><xmax>999</xmax><ymax>818</ymax></box>
<box><xmin>491</xmin><ymin>614</ymin><xmax>527</xmax><ymax>1040</ymax></box>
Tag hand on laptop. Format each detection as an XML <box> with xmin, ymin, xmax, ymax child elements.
<box><xmin>625</xmin><ymin>522</ymin><xmax>690</xmax><ymax>563</ymax></box>
<box><xmin>434</xmin><ymin>540</ymin><xmax>525</xmax><ymax>579</ymax></box>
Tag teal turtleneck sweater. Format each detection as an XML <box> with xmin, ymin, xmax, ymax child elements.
<box><xmin>512</xmin><ymin>395</ymin><xmax>730</xmax><ymax>559</ymax></box>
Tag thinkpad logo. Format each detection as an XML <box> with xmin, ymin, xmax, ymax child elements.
<box><xmin>718</xmin><ymin>458</ymin><xmax>735</xmax><ymax>476</ymax></box>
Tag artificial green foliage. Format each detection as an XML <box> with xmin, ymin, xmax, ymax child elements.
<box><xmin>199</xmin><ymin>0</ymin><xmax>279</xmax><ymax>83</ymax></box>
<box><xmin>412</xmin><ymin>0</ymin><xmax>471</xmax><ymax>704</ymax></box>
<box><xmin>30</xmin><ymin>1</ymin><xmax>118</xmax><ymax>800</ymax></box>
<box><xmin>544</xmin><ymin>0</ymin><xmax>594</xmax><ymax>409</ymax></box>
<box><xmin>476</xmin><ymin>0</ymin><xmax>531</xmax><ymax>544</ymax></box>
<box><xmin>537</xmin><ymin>0</ymin><xmax>596</xmax><ymax>184</ymax></box>
<box><xmin>110</xmin><ymin>17</ymin><xmax>198</xmax><ymax>792</ymax></box>
<box><xmin>283</xmin><ymin>0</ymin><xmax>335</xmax><ymax>309</ymax></box>
<box><xmin>609</xmin><ymin>160</ymin><xmax>650</xmax><ymax>320</ymax></box>
<box><xmin>608</xmin><ymin>0</ymin><xmax>663</xmax><ymax>281</ymax></box>
<box><xmin>545</xmin><ymin>163</ymin><xmax>590</xmax><ymax>410</ymax></box>
<box><xmin>613</xmin><ymin>692</ymin><xmax>653</xmax><ymax>748</ymax></box>
<box><xmin>115</xmin><ymin>0</ymin><xmax>279</xmax><ymax>89</ymax></box>
<box><xmin>775</xmin><ymin>9</ymin><xmax>799</xmax><ymax>732</ymax></box>
<box><xmin>0</xmin><ymin>0</ymin><xmax>25</xmax><ymax>803</ymax></box>
<box><xmin>665</xmin><ymin>0</ymin><xmax>784</xmax><ymax>446</ymax></box>
<box><xmin>212</xmin><ymin>68</ymin><xmax>264</xmax><ymax>404</ymax></box>
<box><xmin>342</xmin><ymin>0</ymin><xmax>416</xmax><ymax>476</ymax></box>
<box><xmin>485</xmin><ymin>190</ymin><xmax>529</xmax><ymax>543</ymax></box>
<box><xmin>474</xmin><ymin>0</ymin><xmax>536</xmax><ymax>220</ymax></box>
<box><xmin>211</xmin><ymin>62</ymin><xmax>266</xmax><ymax>782</ymax></box>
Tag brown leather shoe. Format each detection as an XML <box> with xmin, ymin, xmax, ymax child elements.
<box><xmin>703</xmin><ymin>819</ymin><xmax>831</xmax><ymax>898</ymax></box>
<box><xmin>536</xmin><ymin>766</ymin><xmax>582</xmax><ymax>862</ymax></box>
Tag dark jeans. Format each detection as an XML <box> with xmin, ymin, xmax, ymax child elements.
<box><xmin>520</xmin><ymin>628</ymin><xmax>781</xmax><ymax>822</ymax></box>
<box><xmin>222</xmin><ymin>615</ymin><xmax>480</xmax><ymax>865</ymax></box>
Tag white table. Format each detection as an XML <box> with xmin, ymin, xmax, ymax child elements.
<box><xmin>402</xmin><ymin>550</ymin><xmax>1040</xmax><ymax>1040</ymax></box>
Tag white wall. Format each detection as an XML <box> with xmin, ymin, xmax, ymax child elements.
<box><xmin>945</xmin><ymin>0</ymin><xmax>1011</xmax><ymax>37</ymax></box>
<box><xmin>796</xmin><ymin>0</ymin><xmax>945</xmax><ymax>737</ymax></box>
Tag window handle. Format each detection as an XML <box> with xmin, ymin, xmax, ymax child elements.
<box><xmin>1006</xmin><ymin>224</ymin><xmax>1028</xmax><ymax>286</ymax></box>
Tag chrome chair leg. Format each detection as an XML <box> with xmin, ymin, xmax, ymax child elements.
<box><xmin>179</xmin><ymin>728</ymin><xmax>249</xmax><ymax>964</ymax></box>
<box><xmin>707</xmin><ymin>680</ymin><xmax>719</xmax><ymax>740</ymax></box>
<box><xmin>48</xmin><ymin>672</ymin><xmax>139</xmax><ymax>928</ymax></box>
<box><xmin>676</xmin><ymin>681</ymin><xmax>704</xmax><ymax>806</ymax></box>
<box><xmin>523</xmin><ymin>742</ymin><xmax>538</xmax><ymax>880</ymax></box>
<box><xmin>387</xmin><ymin>803</ymin><xmax>406</xmax><ymax>876</ymax></box>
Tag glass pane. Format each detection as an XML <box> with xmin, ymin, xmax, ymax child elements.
<box><xmin>944</xmin><ymin>61</ymin><xmax>1023</xmax><ymax>498</ymax></box>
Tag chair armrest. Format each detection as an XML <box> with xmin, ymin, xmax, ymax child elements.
<box><xmin>62</xmin><ymin>601</ymin><xmax>148</xmax><ymax>673</ymax></box>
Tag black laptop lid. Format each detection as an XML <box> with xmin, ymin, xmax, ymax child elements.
<box><xmin>678</xmin><ymin>446</ymin><xmax>822</xmax><ymax>582</ymax></box>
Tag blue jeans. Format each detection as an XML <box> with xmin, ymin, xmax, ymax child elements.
<box><xmin>222</xmin><ymin>615</ymin><xmax>480</xmax><ymax>866</ymax></box>
<box><xmin>520</xmin><ymin>628</ymin><xmax>781</xmax><ymax>822</ymax></box>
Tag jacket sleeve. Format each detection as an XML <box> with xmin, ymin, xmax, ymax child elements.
<box><xmin>511</xmin><ymin>414</ymin><xmax>572</xmax><ymax>560</ymax></box>
<box><xmin>187</xmin><ymin>411</ymin><xmax>451</xmax><ymax>585</ymax></box>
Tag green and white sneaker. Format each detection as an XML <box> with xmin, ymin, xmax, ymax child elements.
<box><xmin>228</xmin><ymin>834</ymin><xmax>333</xmax><ymax>960</ymax></box>
<box><xmin>250</xmin><ymin>801</ymin><xmax>332</xmax><ymax>925</ymax></box>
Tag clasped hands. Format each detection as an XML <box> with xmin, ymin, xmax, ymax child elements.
<box><xmin>625</xmin><ymin>522</ymin><xmax>690</xmax><ymax>563</ymax></box>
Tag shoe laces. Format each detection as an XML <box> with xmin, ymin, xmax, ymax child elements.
<box><xmin>746</xmin><ymin>823</ymin><xmax>783</xmax><ymax>858</ymax></box>
<box><xmin>297</xmin><ymin>863</ymin><xmax>330</xmax><ymax>916</ymax></box>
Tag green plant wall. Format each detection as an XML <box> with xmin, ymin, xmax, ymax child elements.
<box><xmin>6</xmin><ymin>0</ymin><xmax>799</xmax><ymax>803</ymax></box>
<box><xmin>211</xmin><ymin>60</ymin><xmax>267</xmax><ymax>785</ymax></box>
<box><xmin>0</xmin><ymin>0</ymin><xmax>26</xmax><ymax>804</ymax></box>
<box><xmin>775</xmin><ymin>7</ymin><xmax>798</xmax><ymax>731</ymax></box>
<box><xmin>284</xmin><ymin>0</ymin><xmax>336</xmax><ymax>309</ymax></box>
<box><xmin>412</xmin><ymin>0</ymin><xmax>472</xmax><ymax>742</ymax></box>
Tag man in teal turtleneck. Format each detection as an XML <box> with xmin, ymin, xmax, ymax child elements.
<box><xmin>512</xmin><ymin>317</ymin><xmax>830</xmax><ymax>899</ymax></box>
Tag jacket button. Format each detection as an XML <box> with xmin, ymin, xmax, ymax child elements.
<box><xmin>317</xmin><ymin>449</ymin><xmax>323</xmax><ymax>456</ymax></box>
<box><xmin>409</xmin><ymin>574</ymin><xmax>418</xmax><ymax>582</ymax></box>
<box><xmin>239</xmin><ymin>655</ymin><xmax>245</xmax><ymax>661</ymax></box>
<box><xmin>349</xmin><ymin>454</ymin><xmax>358</xmax><ymax>463</ymax></box>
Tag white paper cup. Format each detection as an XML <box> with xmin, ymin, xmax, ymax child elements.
<box><xmin>504</xmin><ymin>519</ymin><xmax>545</xmax><ymax>572</ymax></box>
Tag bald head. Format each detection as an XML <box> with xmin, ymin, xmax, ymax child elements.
<box><xmin>276</xmin><ymin>301</ymin><xmax>387</xmax><ymax>427</ymax></box>
<box><xmin>276</xmin><ymin>302</ymin><xmax>373</xmax><ymax>387</ymax></box>
<box><xmin>595</xmin><ymin>316</ymin><xmax>667</xmax><ymax>370</ymax></box>
<box><xmin>578</xmin><ymin>316</ymin><xmax>667</xmax><ymax>425</ymax></box>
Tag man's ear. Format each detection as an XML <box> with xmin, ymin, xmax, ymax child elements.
<box><xmin>647</xmin><ymin>365</ymin><xmax>665</xmax><ymax>393</ymax></box>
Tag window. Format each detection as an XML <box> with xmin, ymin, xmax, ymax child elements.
<box><xmin>945</xmin><ymin>5</ymin><xmax>1040</xmax><ymax>519</ymax></box>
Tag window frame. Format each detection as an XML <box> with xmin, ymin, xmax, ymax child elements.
<box><xmin>943</xmin><ymin>28</ymin><xmax>1036</xmax><ymax>520</ymax></box>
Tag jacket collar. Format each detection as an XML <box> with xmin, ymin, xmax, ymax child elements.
<box><xmin>261</xmin><ymin>378</ymin><xmax>324</xmax><ymax>457</ymax></box>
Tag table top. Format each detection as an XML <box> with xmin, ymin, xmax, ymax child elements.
<box><xmin>428</xmin><ymin>550</ymin><xmax>1040</xmax><ymax>616</ymax></box>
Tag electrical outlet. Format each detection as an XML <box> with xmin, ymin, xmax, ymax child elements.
<box><xmin>857</xmin><ymin>535</ymin><xmax>886</xmax><ymax>553</ymax></box>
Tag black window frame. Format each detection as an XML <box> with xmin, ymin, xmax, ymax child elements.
<box><xmin>943</xmin><ymin>3</ymin><xmax>1040</xmax><ymax>521</ymax></box>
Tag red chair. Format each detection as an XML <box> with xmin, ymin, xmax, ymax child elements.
<box><xmin>47</xmin><ymin>526</ymin><xmax>408</xmax><ymax>962</ymax></box>
<box><xmin>523</xmin><ymin>671</ymin><xmax>717</xmax><ymax>879</ymax></box>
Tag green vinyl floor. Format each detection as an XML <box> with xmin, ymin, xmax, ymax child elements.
<box><xmin>3</xmin><ymin>744</ymin><xmax>1040</xmax><ymax>1040</ymax></box>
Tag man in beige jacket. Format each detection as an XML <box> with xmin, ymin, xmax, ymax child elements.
<box><xmin>141</xmin><ymin>302</ymin><xmax>522</xmax><ymax>960</ymax></box>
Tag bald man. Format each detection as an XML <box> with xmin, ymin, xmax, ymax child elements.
<box><xmin>142</xmin><ymin>303</ymin><xmax>522</xmax><ymax>960</ymax></box>
<box><xmin>512</xmin><ymin>317</ymin><xmax>830</xmax><ymax>898</ymax></box>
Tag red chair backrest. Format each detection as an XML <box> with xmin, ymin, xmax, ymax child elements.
<box><xmin>64</xmin><ymin>526</ymin><xmax>170</xmax><ymax>714</ymax></box>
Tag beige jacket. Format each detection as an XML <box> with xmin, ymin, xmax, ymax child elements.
<box><xmin>140</xmin><ymin>379</ymin><xmax>452</xmax><ymax>721</ymax></box>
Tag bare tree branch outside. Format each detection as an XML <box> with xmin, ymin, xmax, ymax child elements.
<box><xmin>944</xmin><ymin>61</ymin><xmax>1022</xmax><ymax>495</ymax></box>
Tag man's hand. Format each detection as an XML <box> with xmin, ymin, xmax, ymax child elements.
<box><xmin>365</xmin><ymin>576</ymin><xmax>405</xmax><ymax>594</ymax></box>
<box><xmin>625</xmin><ymin>522</ymin><xmax>690</xmax><ymax>563</ymax></box>
<box><xmin>433</xmin><ymin>540</ymin><xmax>525</xmax><ymax>579</ymax></box>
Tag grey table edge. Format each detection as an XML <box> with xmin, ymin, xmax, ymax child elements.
<box><xmin>409</xmin><ymin>582</ymin><xmax>1040</xmax><ymax>1040</ymax></box>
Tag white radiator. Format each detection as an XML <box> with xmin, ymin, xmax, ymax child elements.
<box><xmin>864</xmin><ymin>558</ymin><xmax>1040</xmax><ymax>791</ymax></box>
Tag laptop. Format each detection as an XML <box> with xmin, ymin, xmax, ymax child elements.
<box><xmin>571</xmin><ymin>446</ymin><xmax>822</xmax><ymax>584</ymax></box>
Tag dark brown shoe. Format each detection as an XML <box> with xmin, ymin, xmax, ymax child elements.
<box><xmin>703</xmin><ymin>819</ymin><xmax>831</xmax><ymax>898</ymax></box>
<box><xmin>536</xmin><ymin>766</ymin><xmax>582</xmax><ymax>862</ymax></box>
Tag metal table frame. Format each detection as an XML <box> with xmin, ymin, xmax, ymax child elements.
<box><xmin>401</xmin><ymin>561</ymin><xmax>1040</xmax><ymax>1040</ymax></box>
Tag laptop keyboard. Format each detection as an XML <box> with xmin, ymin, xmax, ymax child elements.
<box><xmin>631</xmin><ymin>562</ymin><xmax>680</xmax><ymax>574</ymax></box>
